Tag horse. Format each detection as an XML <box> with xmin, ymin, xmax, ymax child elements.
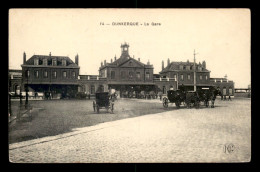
<box><xmin>208</xmin><ymin>87</ymin><xmax>222</xmax><ymax>108</ymax></box>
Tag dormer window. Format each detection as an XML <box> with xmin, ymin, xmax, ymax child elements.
<box><xmin>52</xmin><ymin>58</ymin><xmax>57</xmax><ymax>66</ymax></box>
<box><xmin>179</xmin><ymin>65</ymin><xmax>183</xmax><ymax>70</ymax></box>
<box><xmin>62</xmin><ymin>59</ymin><xmax>67</xmax><ymax>66</ymax></box>
<box><xmin>186</xmin><ymin>66</ymin><xmax>190</xmax><ymax>70</ymax></box>
<box><xmin>198</xmin><ymin>66</ymin><xmax>202</xmax><ymax>71</ymax></box>
<box><xmin>34</xmin><ymin>58</ymin><xmax>39</xmax><ymax>65</ymax></box>
<box><xmin>43</xmin><ymin>59</ymin><xmax>48</xmax><ymax>66</ymax></box>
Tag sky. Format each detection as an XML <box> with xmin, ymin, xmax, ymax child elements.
<box><xmin>9</xmin><ymin>9</ymin><xmax>251</xmax><ymax>88</ymax></box>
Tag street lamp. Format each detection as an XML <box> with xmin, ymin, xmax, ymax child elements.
<box><xmin>25</xmin><ymin>70</ymin><xmax>29</xmax><ymax>108</ymax></box>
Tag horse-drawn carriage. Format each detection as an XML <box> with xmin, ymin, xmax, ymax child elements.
<box><xmin>93</xmin><ymin>92</ymin><xmax>115</xmax><ymax>113</ymax></box>
<box><xmin>162</xmin><ymin>87</ymin><xmax>221</xmax><ymax>109</ymax></box>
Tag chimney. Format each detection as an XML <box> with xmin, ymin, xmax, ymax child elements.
<box><xmin>202</xmin><ymin>61</ymin><xmax>206</xmax><ymax>68</ymax></box>
<box><xmin>111</xmin><ymin>58</ymin><xmax>113</xmax><ymax>63</ymax></box>
<box><xmin>147</xmin><ymin>60</ymin><xmax>150</xmax><ymax>65</ymax></box>
<box><xmin>133</xmin><ymin>55</ymin><xmax>135</xmax><ymax>59</ymax></box>
<box><xmin>75</xmin><ymin>54</ymin><xmax>79</xmax><ymax>65</ymax></box>
<box><xmin>104</xmin><ymin>60</ymin><xmax>106</xmax><ymax>65</ymax></box>
<box><xmin>23</xmin><ymin>52</ymin><xmax>26</xmax><ymax>64</ymax></box>
<box><xmin>101</xmin><ymin>62</ymin><xmax>103</xmax><ymax>66</ymax></box>
<box><xmin>138</xmin><ymin>58</ymin><xmax>140</xmax><ymax>62</ymax></box>
<box><xmin>114</xmin><ymin>55</ymin><xmax>117</xmax><ymax>61</ymax></box>
<box><xmin>162</xmin><ymin>60</ymin><xmax>164</xmax><ymax>70</ymax></box>
<box><xmin>167</xmin><ymin>58</ymin><xmax>170</xmax><ymax>66</ymax></box>
<box><xmin>49</xmin><ymin>52</ymin><xmax>51</xmax><ymax>56</ymax></box>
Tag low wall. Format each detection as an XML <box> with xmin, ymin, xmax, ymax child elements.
<box><xmin>234</xmin><ymin>92</ymin><xmax>251</xmax><ymax>98</ymax></box>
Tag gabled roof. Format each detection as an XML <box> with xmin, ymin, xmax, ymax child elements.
<box><xmin>160</xmin><ymin>61</ymin><xmax>209</xmax><ymax>73</ymax></box>
<box><xmin>24</xmin><ymin>55</ymin><xmax>77</xmax><ymax>67</ymax></box>
<box><xmin>100</xmin><ymin>56</ymin><xmax>152</xmax><ymax>70</ymax></box>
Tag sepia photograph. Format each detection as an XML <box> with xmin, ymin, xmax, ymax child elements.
<box><xmin>8</xmin><ymin>8</ymin><xmax>251</xmax><ymax>163</ymax></box>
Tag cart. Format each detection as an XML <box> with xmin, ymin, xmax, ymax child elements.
<box><xmin>93</xmin><ymin>92</ymin><xmax>114</xmax><ymax>113</ymax></box>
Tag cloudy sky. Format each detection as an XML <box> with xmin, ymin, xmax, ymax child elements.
<box><xmin>9</xmin><ymin>9</ymin><xmax>250</xmax><ymax>88</ymax></box>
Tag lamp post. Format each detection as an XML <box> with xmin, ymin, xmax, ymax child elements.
<box><xmin>25</xmin><ymin>70</ymin><xmax>29</xmax><ymax>108</ymax></box>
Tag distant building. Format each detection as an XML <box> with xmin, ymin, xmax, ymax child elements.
<box><xmin>21</xmin><ymin>52</ymin><xmax>80</xmax><ymax>99</ymax></box>
<box><xmin>8</xmin><ymin>69</ymin><xmax>22</xmax><ymax>95</ymax></box>
<box><xmin>10</xmin><ymin>43</ymin><xmax>236</xmax><ymax>99</ymax></box>
<box><xmin>159</xmin><ymin>59</ymin><xmax>211</xmax><ymax>91</ymax></box>
<box><xmin>210</xmin><ymin>76</ymin><xmax>235</xmax><ymax>96</ymax></box>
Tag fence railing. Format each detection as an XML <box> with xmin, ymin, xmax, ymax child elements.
<box><xmin>153</xmin><ymin>78</ymin><xmax>176</xmax><ymax>82</ymax></box>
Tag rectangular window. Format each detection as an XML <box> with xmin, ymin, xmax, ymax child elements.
<box><xmin>206</xmin><ymin>75</ymin><xmax>208</xmax><ymax>80</ymax></box>
<box><xmin>43</xmin><ymin>59</ymin><xmax>48</xmax><ymax>66</ymax></box>
<box><xmin>44</xmin><ymin>71</ymin><xmax>48</xmax><ymax>78</ymax></box>
<box><xmin>53</xmin><ymin>71</ymin><xmax>57</xmax><ymax>78</ymax></box>
<box><xmin>174</xmin><ymin>74</ymin><xmax>177</xmax><ymax>79</ymax></box>
<box><xmin>188</xmin><ymin>74</ymin><xmax>190</xmax><ymax>80</ymax></box>
<box><xmin>111</xmin><ymin>71</ymin><xmax>115</xmax><ymax>79</ymax></box>
<box><xmin>200</xmin><ymin>75</ymin><xmax>202</xmax><ymax>80</ymax></box>
<box><xmin>52</xmin><ymin>59</ymin><xmax>57</xmax><ymax>66</ymax></box>
<box><xmin>34</xmin><ymin>59</ymin><xmax>39</xmax><ymax>65</ymax></box>
<box><xmin>62</xmin><ymin>59</ymin><xmax>67</xmax><ymax>66</ymax></box>
<box><xmin>136</xmin><ymin>72</ymin><xmax>141</xmax><ymax>79</ymax></box>
<box><xmin>26</xmin><ymin>70</ymin><xmax>30</xmax><ymax>78</ymax></box>
<box><xmin>63</xmin><ymin>71</ymin><xmax>67</xmax><ymax>78</ymax></box>
<box><xmin>129</xmin><ymin>71</ymin><xmax>133</xmax><ymax>79</ymax></box>
<box><xmin>181</xmin><ymin>74</ymin><xmax>184</xmax><ymax>80</ymax></box>
<box><xmin>72</xmin><ymin>71</ymin><xmax>76</xmax><ymax>78</ymax></box>
<box><xmin>121</xmin><ymin>71</ymin><xmax>126</xmax><ymax>79</ymax></box>
<box><xmin>146</xmin><ymin>72</ymin><xmax>150</xmax><ymax>80</ymax></box>
<box><xmin>34</xmin><ymin>70</ymin><xmax>39</xmax><ymax>78</ymax></box>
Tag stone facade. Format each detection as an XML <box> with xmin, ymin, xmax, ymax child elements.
<box><xmin>21</xmin><ymin>52</ymin><xmax>80</xmax><ymax>98</ymax></box>
<box><xmin>159</xmin><ymin>59</ymin><xmax>211</xmax><ymax>91</ymax></box>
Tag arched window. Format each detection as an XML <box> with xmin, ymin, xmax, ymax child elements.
<box><xmin>229</xmin><ymin>87</ymin><xmax>233</xmax><ymax>95</ymax></box>
<box><xmin>163</xmin><ymin>86</ymin><xmax>166</xmax><ymax>94</ymax></box>
<box><xmin>223</xmin><ymin>87</ymin><xmax>227</xmax><ymax>96</ymax></box>
<box><xmin>91</xmin><ymin>85</ymin><xmax>95</xmax><ymax>94</ymax></box>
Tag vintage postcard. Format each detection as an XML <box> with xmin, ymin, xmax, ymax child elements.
<box><xmin>8</xmin><ymin>8</ymin><xmax>251</xmax><ymax>163</ymax></box>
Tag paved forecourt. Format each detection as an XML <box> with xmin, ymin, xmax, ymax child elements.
<box><xmin>9</xmin><ymin>99</ymin><xmax>251</xmax><ymax>163</ymax></box>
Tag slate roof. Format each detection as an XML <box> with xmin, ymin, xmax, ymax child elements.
<box><xmin>160</xmin><ymin>61</ymin><xmax>209</xmax><ymax>73</ymax></box>
<box><xmin>24</xmin><ymin>55</ymin><xmax>78</xmax><ymax>67</ymax></box>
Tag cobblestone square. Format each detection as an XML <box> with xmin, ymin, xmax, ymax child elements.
<box><xmin>9</xmin><ymin>98</ymin><xmax>251</xmax><ymax>163</ymax></box>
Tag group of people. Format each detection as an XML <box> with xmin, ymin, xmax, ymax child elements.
<box><xmin>221</xmin><ymin>95</ymin><xmax>232</xmax><ymax>101</ymax></box>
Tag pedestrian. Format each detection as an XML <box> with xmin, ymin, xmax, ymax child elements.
<box><xmin>221</xmin><ymin>95</ymin><xmax>223</xmax><ymax>100</ymax></box>
<box><xmin>224</xmin><ymin>95</ymin><xmax>226</xmax><ymax>101</ymax></box>
<box><xmin>228</xmin><ymin>95</ymin><xmax>232</xmax><ymax>101</ymax></box>
<box><xmin>49</xmin><ymin>92</ymin><xmax>52</xmax><ymax>100</ymax></box>
<box><xmin>34</xmin><ymin>92</ymin><xmax>38</xmax><ymax>99</ymax></box>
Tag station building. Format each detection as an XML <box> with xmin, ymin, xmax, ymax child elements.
<box><xmin>21</xmin><ymin>52</ymin><xmax>80</xmax><ymax>99</ymax></box>
<box><xmin>78</xmin><ymin>43</ymin><xmax>176</xmax><ymax>97</ymax></box>
<box><xmin>9</xmin><ymin>43</ymin><xmax>235</xmax><ymax>99</ymax></box>
<box><xmin>159</xmin><ymin>59</ymin><xmax>212</xmax><ymax>92</ymax></box>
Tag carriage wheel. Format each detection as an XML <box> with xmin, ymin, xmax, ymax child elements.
<box><xmin>163</xmin><ymin>98</ymin><xmax>168</xmax><ymax>108</ymax></box>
